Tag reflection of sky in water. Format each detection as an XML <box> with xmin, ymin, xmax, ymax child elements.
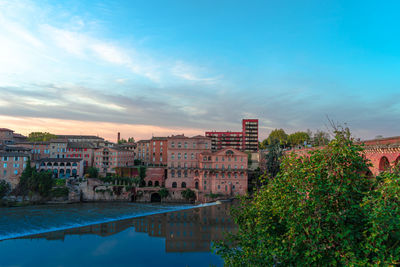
<box><xmin>0</xmin><ymin>202</ymin><xmax>235</xmax><ymax>267</ymax></box>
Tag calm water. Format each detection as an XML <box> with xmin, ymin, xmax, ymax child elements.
<box><xmin>0</xmin><ymin>202</ymin><xmax>236</xmax><ymax>267</ymax></box>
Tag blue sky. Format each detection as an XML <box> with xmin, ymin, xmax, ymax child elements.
<box><xmin>0</xmin><ymin>0</ymin><xmax>399</xmax><ymax>140</ymax></box>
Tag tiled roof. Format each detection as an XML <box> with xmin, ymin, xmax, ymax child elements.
<box><xmin>0</xmin><ymin>128</ymin><xmax>13</xmax><ymax>132</ymax></box>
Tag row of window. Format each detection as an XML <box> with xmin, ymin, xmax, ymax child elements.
<box><xmin>204</xmin><ymin>156</ymin><xmax>243</xmax><ymax>162</ymax></box>
<box><xmin>202</xmin><ymin>164</ymin><xmax>244</xmax><ymax>170</ymax></box>
<box><xmin>2</xmin><ymin>169</ymin><xmax>19</xmax><ymax>176</ymax></box>
<box><xmin>171</xmin><ymin>152</ymin><xmax>195</xmax><ymax>160</ymax></box>
<box><xmin>170</xmin><ymin>141</ymin><xmax>209</xmax><ymax>149</ymax></box>
<box><xmin>32</xmin><ymin>149</ymin><xmax>50</xmax><ymax>154</ymax></box>
<box><xmin>1</xmin><ymin>157</ymin><xmax>28</xmax><ymax>162</ymax></box>
<box><xmin>1</xmin><ymin>163</ymin><xmax>26</xmax><ymax>169</ymax></box>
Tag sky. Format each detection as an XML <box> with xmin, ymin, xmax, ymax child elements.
<box><xmin>1</xmin><ymin>0</ymin><xmax>400</xmax><ymax>142</ymax></box>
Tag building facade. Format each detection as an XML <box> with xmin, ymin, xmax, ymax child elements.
<box><xmin>196</xmin><ymin>148</ymin><xmax>248</xmax><ymax>199</ymax></box>
<box><xmin>166</xmin><ymin>135</ymin><xmax>211</xmax><ymax>190</ymax></box>
<box><xmin>136</xmin><ymin>140</ymin><xmax>150</xmax><ymax>164</ymax></box>
<box><xmin>149</xmin><ymin>137</ymin><xmax>168</xmax><ymax>166</ymax></box>
<box><xmin>36</xmin><ymin>158</ymin><xmax>84</xmax><ymax>179</ymax></box>
<box><xmin>66</xmin><ymin>142</ymin><xmax>96</xmax><ymax>167</ymax></box>
<box><xmin>205</xmin><ymin>119</ymin><xmax>259</xmax><ymax>152</ymax></box>
<box><xmin>0</xmin><ymin>152</ymin><xmax>29</xmax><ymax>188</ymax></box>
<box><xmin>94</xmin><ymin>147</ymin><xmax>135</xmax><ymax>175</ymax></box>
<box><xmin>242</xmin><ymin>119</ymin><xmax>259</xmax><ymax>152</ymax></box>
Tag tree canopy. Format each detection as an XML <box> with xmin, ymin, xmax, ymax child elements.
<box><xmin>27</xmin><ymin>132</ymin><xmax>56</xmax><ymax>142</ymax></box>
<box><xmin>215</xmin><ymin>128</ymin><xmax>400</xmax><ymax>265</ymax></box>
<box><xmin>267</xmin><ymin>129</ymin><xmax>288</xmax><ymax>146</ymax></box>
<box><xmin>287</xmin><ymin>131</ymin><xmax>310</xmax><ymax>146</ymax></box>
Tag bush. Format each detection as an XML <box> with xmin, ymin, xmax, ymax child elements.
<box><xmin>214</xmin><ymin>128</ymin><xmax>378</xmax><ymax>266</ymax></box>
<box><xmin>0</xmin><ymin>180</ymin><xmax>11</xmax><ymax>198</ymax></box>
<box><xmin>181</xmin><ymin>188</ymin><xmax>196</xmax><ymax>200</ymax></box>
<box><xmin>158</xmin><ymin>187</ymin><xmax>169</xmax><ymax>199</ymax></box>
<box><xmin>54</xmin><ymin>179</ymin><xmax>65</xmax><ymax>186</ymax></box>
<box><xmin>50</xmin><ymin>187</ymin><xmax>69</xmax><ymax>198</ymax></box>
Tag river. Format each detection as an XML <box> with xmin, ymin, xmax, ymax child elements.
<box><xmin>0</xmin><ymin>202</ymin><xmax>236</xmax><ymax>266</ymax></box>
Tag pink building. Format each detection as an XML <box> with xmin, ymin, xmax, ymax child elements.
<box><xmin>14</xmin><ymin>141</ymin><xmax>51</xmax><ymax>161</ymax></box>
<box><xmin>66</xmin><ymin>142</ymin><xmax>96</xmax><ymax>168</ymax></box>
<box><xmin>197</xmin><ymin>148</ymin><xmax>248</xmax><ymax>200</ymax></box>
<box><xmin>94</xmin><ymin>147</ymin><xmax>135</xmax><ymax>176</ymax></box>
<box><xmin>166</xmin><ymin>135</ymin><xmax>211</xmax><ymax>192</ymax></box>
<box><xmin>0</xmin><ymin>152</ymin><xmax>29</xmax><ymax>188</ymax></box>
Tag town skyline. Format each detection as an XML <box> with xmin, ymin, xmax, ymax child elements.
<box><xmin>1</xmin><ymin>1</ymin><xmax>400</xmax><ymax>141</ymax></box>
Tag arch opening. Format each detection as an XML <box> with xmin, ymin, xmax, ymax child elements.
<box><xmin>379</xmin><ymin>156</ymin><xmax>390</xmax><ymax>172</ymax></box>
<box><xmin>151</xmin><ymin>193</ymin><xmax>161</xmax><ymax>202</ymax></box>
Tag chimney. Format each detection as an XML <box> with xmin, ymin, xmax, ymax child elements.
<box><xmin>117</xmin><ymin>132</ymin><xmax>121</xmax><ymax>143</ymax></box>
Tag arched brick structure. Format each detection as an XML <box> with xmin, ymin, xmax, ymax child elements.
<box><xmin>287</xmin><ymin>136</ymin><xmax>400</xmax><ymax>176</ymax></box>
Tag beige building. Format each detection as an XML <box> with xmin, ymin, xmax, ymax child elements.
<box><xmin>94</xmin><ymin>147</ymin><xmax>135</xmax><ymax>176</ymax></box>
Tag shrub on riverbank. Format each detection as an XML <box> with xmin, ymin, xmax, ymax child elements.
<box><xmin>215</xmin><ymin>128</ymin><xmax>400</xmax><ymax>265</ymax></box>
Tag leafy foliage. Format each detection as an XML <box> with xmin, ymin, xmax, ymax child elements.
<box><xmin>181</xmin><ymin>188</ymin><xmax>196</xmax><ymax>200</ymax></box>
<box><xmin>264</xmin><ymin>138</ymin><xmax>282</xmax><ymax>179</ymax></box>
<box><xmin>267</xmin><ymin>128</ymin><xmax>288</xmax><ymax>146</ymax></box>
<box><xmin>361</xmin><ymin>167</ymin><xmax>400</xmax><ymax>265</ymax></box>
<box><xmin>158</xmin><ymin>187</ymin><xmax>169</xmax><ymax>199</ymax></box>
<box><xmin>86</xmin><ymin>167</ymin><xmax>99</xmax><ymax>178</ymax></box>
<box><xmin>312</xmin><ymin>129</ymin><xmax>331</xmax><ymax>147</ymax></box>
<box><xmin>27</xmin><ymin>132</ymin><xmax>56</xmax><ymax>142</ymax></box>
<box><xmin>50</xmin><ymin>187</ymin><xmax>69</xmax><ymax>198</ymax></box>
<box><xmin>287</xmin><ymin>131</ymin><xmax>310</xmax><ymax>146</ymax></box>
<box><xmin>0</xmin><ymin>180</ymin><xmax>11</xmax><ymax>198</ymax></box>
<box><xmin>214</xmin><ymin>128</ymin><xmax>392</xmax><ymax>266</ymax></box>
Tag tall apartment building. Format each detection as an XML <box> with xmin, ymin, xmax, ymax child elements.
<box><xmin>242</xmin><ymin>119</ymin><xmax>259</xmax><ymax>152</ymax></box>
<box><xmin>136</xmin><ymin>139</ymin><xmax>150</xmax><ymax>163</ymax></box>
<box><xmin>205</xmin><ymin>119</ymin><xmax>259</xmax><ymax>152</ymax></box>
<box><xmin>166</xmin><ymin>135</ymin><xmax>211</xmax><ymax>190</ymax></box>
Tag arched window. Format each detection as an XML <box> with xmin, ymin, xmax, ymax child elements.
<box><xmin>172</xmin><ymin>182</ymin><xmax>177</xmax><ymax>188</ymax></box>
<box><xmin>155</xmin><ymin>181</ymin><xmax>160</xmax><ymax>187</ymax></box>
<box><xmin>47</xmin><ymin>162</ymin><xmax>52</xmax><ymax>167</ymax></box>
<box><xmin>171</xmin><ymin>170</ymin><xmax>175</xmax><ymax>178</ymax></box>
<box><xmin>72</xmin><ymin>162</ymin><xmax>78</xmax><ymax>166</ymax></box>
<box><xmin>60</xmin><ymin>162</ymin><xmax>65</xmax><ymax>166</ymax></box>
<box><xmin>148</xmin><ymin>181</ymin><xmax>153</xmax><ymax>187</ymax></box>
<box><xmin>53</xmin><ymin>162</ymin><xmax>58</xmax><ymax>166</ymax></box>
<box><xmin>181</xmin><ymin>182</ymin><xmax>186</xmax><ymax>188</ymax></box>
<box><xmin>195</xmin><ymin>181</ymin><xmax>199</xmax><ymax>189</ymax></box>
<box><xmin>379</xmin><ymin>156</ymin><xmax>390</xmax><ymax>171</ymax></box>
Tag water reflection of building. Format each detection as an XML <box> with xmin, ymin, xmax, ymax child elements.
<box><xmin>16</xmin><ymin>203</ymin><xmax>237</xmax><ymax>253</ymax></box>
<box><xmin>132</xmin><ymin>203</ymin><xmax>236</xmax><ymax>252</ymax></box>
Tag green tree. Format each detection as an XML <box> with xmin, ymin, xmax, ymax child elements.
<box><xmin>86</xmin><ymin>167</ymin><xmax>99</xmax><ymax>178</ymax></box>
<box><xmin>0</xmin><ymin>180</ymin><xmax>11</xmax><ymax>199</ymax></box>
<box><xmin>128</xmin><ymin>137</ymin><xmax>135</xmax><ymax>143</ymax></box>
<box><xmin>181</xmin><ymin>188</ymin><xmax>196</xmax><ymax>200</ymax></box>
<box><xmin>215</xmin><ymin>128</ymin><xmax>373</xmax><ymax>266</ymax></box>
<box><xmin>312</xmin><ymin>129</ymin><xmax>330</xmax><ymax>147</ymax></box>
<box><xmin>287</xmin><ymin>131</ymin><xmax>310</xmax><ymax>146</ymax></box>
<box><xmin>361</xmin><ymin>167</ymin><xmax>400</xmax><ymax>265</ymax></box>
<box><xmin>259</xmin><ymin>139</ymin><xmax>268</xmax><ymax>150</ymax></box>
<box><xmin>138</xmin><ymin>166</ymin><xmax>146</xmax><ymax>187</ymax></box>
<box><xmin>118</xmin><ymin>138</ymin><xmax>127</xmax><ymax>144</ymax></box>
<box><xmin>267</xmin><ymin>129</ymin><xmax>288</xmax><ymax>146</ymax></box>
<box><xmin>15</xmin><ymin>158</ymin><xmax>34</xmax><ymax>196</ymax></box>
<box><xmin>158</xmin><ymin>187</ymin><xmax>169</xmax><ymax>199</ymax></box>
<box><xmin>27</xmin><ymin>132</ymin><xmax>56</xmax><ymax>142</ymax></box>
<box><xmin>264</xmin><ymin>138</ymin><xmax>282</xmax><ymax>179</ymax></box>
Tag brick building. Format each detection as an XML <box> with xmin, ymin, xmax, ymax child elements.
<box><xmin>0</xmin><ymin>152</ymin><xmax>29</xmax><ymax>188</ymax></box>
<box><xmin>166</xmin><ymin>135</ymin><xmax>211</xmax><ymax>190</ymax></box>
<box><xmin>94</xmin><ymin>147</ymin><xmax>135</xmax><ymax>175</ymax></box>
<box><xmin>196</xmin><ymin>148</ymin><xmax>248</xmax><ymax>198</ymax></box>
<box><xmin>206</xmin><ymin>119</ymin><xmax>259</xmax><ymax>152</ymax></box>
<box><xmin>66</xmin><ymin>142</ymin><xmax>97</xmax><ymax>167</ymax></box>
<box><xmin>136</xmin><ymin>139</ymin><xmax>150</xmax><ymax>163</ymax></box>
